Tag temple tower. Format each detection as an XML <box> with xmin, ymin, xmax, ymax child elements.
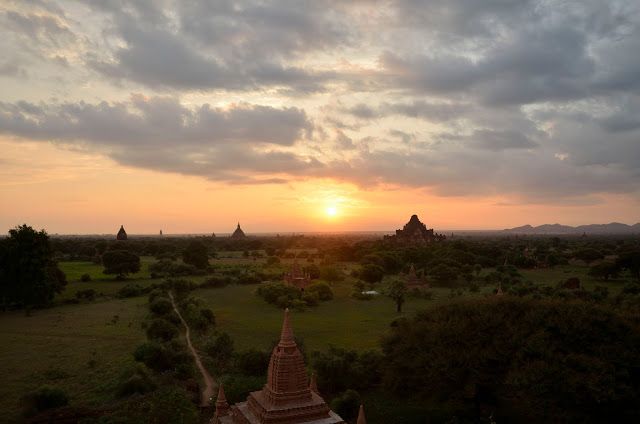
<box><xmin>116</xmin><ymin>225</ymin><xmax>127</xmax><ymax>240</ymax></box>
<box><xmin>217</xmin><ymin>309</ymin><xmax>344</xmax><ymax>424</ymax></box>
<box><xmin>231</xmin><ymin>223</ymin><xmax>246</xmax><ymax>239</ymax></box>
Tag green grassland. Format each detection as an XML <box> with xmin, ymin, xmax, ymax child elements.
<box><xmin>0</xmin><ymin>298</ymin><xmax>148</xmax><ymax>422</ymax></box>
<box><xmin>0</xmin><ymin>258</ymin><xmax>627</xmax><ymax>422</ymax></box>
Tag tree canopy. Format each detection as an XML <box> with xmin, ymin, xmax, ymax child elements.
<box><xmin>381</xmin><ymin>297</ymin><xmax>640</xmax><ymax>423</ymax></box>
<box><xmin>0</xmin><ymin>224</ymin><xmax>66</xmax><ymax>309</ymax></box>
<box><xmin>102</xmin><ymin>250</ymin><xmax>141</xmax><ymax>279</ymax></box>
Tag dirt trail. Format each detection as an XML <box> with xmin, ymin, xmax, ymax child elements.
<box><xmin>168</xmin><ymin>292</ymin><xmax>216</xmax><ymax>407</ymax></box>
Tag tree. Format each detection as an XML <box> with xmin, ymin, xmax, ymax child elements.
<box><xmin>386</xmin><ymin>279</ymin><xmax>407</xmax><ymax>313</ymax></box>
<box><xmin>381</xmin><ymin>298</ymin><xmax>640</xmax><ymax>423</ymax></box>
<box><xmin>205</xmin><ymin>332</ymin><xmax>235</xmax><ymax>368</ymax></box>
<box><xmin>360</xmin><ymin>264</ymin><xmax>384</xmax><ymax>284</ymax></box>
<box><xmin>0</xmin><ymin>224</ymin><xmax>66</xmax><ymax>310</ymax></box>
<box><xmin>182</xmin><ymin>240</ymin><xmax>209</xmax><ymax>269</ymax></box>
<box><xmin>102</xmin><ymin>250</ymin><xmax>141</xmax><ymax>279</ymax></box>
<box><xmin>588</xmin><ymin>262</ymin><xmax>620</xmax><ymax>281</ymax></box>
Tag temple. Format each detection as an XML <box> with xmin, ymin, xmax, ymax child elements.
<box><xmin>116</xmin><ymin>225</ymin><xmax>127</xmax><ymax>240</ymax></box>
<box><xmin>404</xmin><ymin>264</ymin><xmax>429</xmax><ymax>289</ymax></box>
<box><xmin>231</xmin><ymin>223</ymin><xmax>246</xmax><ymax>239</ymax></box>
<box><xmin>213</xmin><ymin>309</ymin><xmax>345</xmax><ymax>424</ymax></box>
<box><xmin>385</xmin><ymin>214</ymin><xmax>445</xmax><ymax>244</ymax></box>
<box><xmin>284</xmin><ymin>261</ymin><xmax>312</xmax><ymax>290</ymax></box>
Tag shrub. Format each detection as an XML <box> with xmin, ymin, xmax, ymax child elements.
<box><xmin>149</xmin><ymin>298</ymin><xmax>173</xmax><ymax>316</ymax></box>
<box><xmin>80</xmin><ymin>273</ymin><xmax>91</xmax><ymax>282</ymax></box>
<box><xmin>330</xmin><ymin>389</ymin><xmax>361</xmax><ymax>422</ymax></box>
<box><xmin>117</xmin><ymin>283</ymin><xmax>146</xmax><ymax>298</ymax></box>
<box><xmin>234</xmin><ymin>349</ymin><xmax>270</xmax><ymax>376</ymax></box>
<box><xmin>149</xmin><ymin>260</ymin><xmax>199</xmax><ymax>277</ymax></box>
<box><xmin>134</xmin><ymin>341</ymin><xmax>190</xmax><ymax>373</ymax></box>
<box><xmin>116</xmin><ymin>366</ymin><xmax>157</xmax><ymax>398</ymax></box>
<box><xmin>75</xmin><ymin>289</ymin><xmax>96</xmax><ymax>301</ymax></box>
<box><xmin>146</xmin><ymin>318</ymin><xmax>179</xmax><ymax>342</ymax></box>
<box><xmin>306</xmin><ymin>282</ymin><xmax>334</xmax><ymax>301</ymax></box>
<box><xmin>256</xmin><ymin>282</ymin><xmax>301</xmax><ymax>308</ymax></box>
<box><xmin>205</xmin><ymin>332</ymin><xmax>235</xmax><ymax>368</ymax></box>
<box><xmin>20</xmin><ymin>386</ymin><xmax>69</xmax><ymax>417</ymax></box>
<box><xmin>360</xmin><ymin>264</ymin><xmax>384</xmax><ymax>283</ymax></box>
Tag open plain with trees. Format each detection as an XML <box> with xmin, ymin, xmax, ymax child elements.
<box><xmin>1</xmin><ymin>227</ymin><xmax>639</xmax><ymax>423</ymax></box>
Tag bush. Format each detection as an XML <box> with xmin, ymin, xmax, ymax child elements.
<box><xmin>146</xmin><ymin>318</ymin><xmax>179</xmax><ymax>342</ymax></box>
<box><xmin>360</xmin><ymin>264</ymin><xmax>384</xmax><ymax>284</ymax></box>
<box><xmin>149</xmin><ymin>297</ymin><xmax>173</xmax><ymax>316</ymax></box>
<box><xmin>256</xmin><ymin>282</ymin><xmax>301</xmax><ymax>308</ymax></box>
<box><xmin>306</xmin><ymin>282</ymin><xmax>334</xmax><ymax>301</ymax></box>
<box><xmin>75</xmin><ymin>289</ymin><xmax>96</xmax><ymax>301</ymax></box>
<box><xmin>80</xmin><ymin>273</ymin><xmax>91</xmax><ymax>282</ymax></box>
<box><xmin>134</xmin><ymin>341</ymin><xmax>191</xmax><ymax>373</ymax></box>
<box><xmin>116</xmin><ymin>366</ymin><xmax>157</xmax><ymax>398</ymax></box>
<box><xmin>20</xmin><ymin>386</ymin><xmax>69</xmax><ymax>417</ymax></box>
<box><xmin>149</xmin><ymin>259</ymin><xmax>199</xmax><ymax>278</ymax></box>
<box><xmin>117</xmin><ymin>283</ymin><xmax>146</xmax><ymax>298</ymax></box>
<box><xmin>182</xmin><ymin>240</ymin><xmax>209</xmax><ymax>269</ymax></box>
<box><xmin>235</xmin><ymin>349</ymin><xmax>270</xmax><ymax>376</ymax></box>
<box><xmin>205</xmin><ymin>332</ymin><xmax>235</xmax><ymax>368</ymax></box>
<box><xmin>330</xmin><ymin>389</ymin><xmax>361</xmax><ymax>422</ymax></box>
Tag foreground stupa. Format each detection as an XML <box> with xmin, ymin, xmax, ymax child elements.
<box><xmin>213</xmin><ymin>309</ymin><xmax>344</xmax><ymax>424</ymax></box>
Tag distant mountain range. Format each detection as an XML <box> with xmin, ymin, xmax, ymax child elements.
<box><xmin>503</xmin><ymin>222</ymin><xmax>640</xmax><ymax>235</ymax></box>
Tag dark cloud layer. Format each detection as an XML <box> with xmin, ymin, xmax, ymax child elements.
<box><xmin>1</xmin><ymin>0</ymin><xmax>640</xmax><ymax>203</ymax></box>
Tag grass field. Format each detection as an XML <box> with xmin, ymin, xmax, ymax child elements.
<box><xmin>0</xmin><ymin>298</ymin><xmax>148</xmax><ymax>422</ymax></box>
<box><xmin>0</xmin><ymin>259</ymin><xmax>627</xmax><ymax>422</ymax></box>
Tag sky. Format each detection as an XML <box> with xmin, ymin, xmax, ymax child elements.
<box><xmin>1</xmin><ymin>0</ymin><xmax>639</xmax><ymax>234</ymax></box>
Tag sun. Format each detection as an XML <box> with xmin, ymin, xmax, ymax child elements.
<box><xmin>325</xmin><ymin>206</ymin><xmax>338</xmax><ymax>217</ymax></box>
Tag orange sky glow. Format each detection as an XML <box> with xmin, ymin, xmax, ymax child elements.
<box><xmin>1</xmin><ymin>1</ymin><xmax>639</xmax><ymax>234</ymax></box>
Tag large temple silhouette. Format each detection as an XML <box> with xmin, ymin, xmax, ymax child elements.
<box><xmin>385</xmin><ymin>214</ymin><xmax>445</xmax><ymax>244</ymax></box>
<box><xmin>213</xmin><ymin>309</ymin><xmax>345</xmax><ymax>424</ymax></box>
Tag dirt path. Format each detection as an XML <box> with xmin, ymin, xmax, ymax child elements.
<box><xmin>168</xmin><ymin>292</ymin><xmax>216</xmax><ymax>407</ymax></box>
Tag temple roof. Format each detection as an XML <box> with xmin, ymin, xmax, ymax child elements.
<box><xmin>231</xmin><ymin>222</ymin><xmax>246</xmax><ymax>238</ymax></box>
<box><xmin>116</xmin><ymin>225</ymin><xmax>127</xmax><ymax>240</ymax></box>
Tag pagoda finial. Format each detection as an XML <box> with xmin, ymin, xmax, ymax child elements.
<box><xmin>213</xmin><ymin>384</ymin><xmax>229</xmax><ymax>419</ymax></box>
<box><xmin>357</xmin><ymin>404</ymin><xmax>367</xmax><ymax>424</ymax></box>
<box><xmin>279</xmin><ymin>308</ymin><xmax>296</xmax><ymax>348</ymax></box>
<box><xmin>310</xmin><ymin>372</ymin><xmax>319</xmax><ymax>393</ymax></box>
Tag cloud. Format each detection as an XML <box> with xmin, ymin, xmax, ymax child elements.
<box><xmin>0</xmin><ymin>95</ymin><xmax>318</xmax><ymax>183</ymax></box>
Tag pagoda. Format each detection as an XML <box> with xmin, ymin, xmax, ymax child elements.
<box><xmin>284</xmin><ymin>261</ymin><xmax>312</xmax><ymax>290</ymax></box>
<box><xmin>405</xmin><ymin>264</ymin><xmax>429</xmax><ymax>289</ymax></box>
<box><xmin>214</xmin><ymin>309</ymin><xmax>345</xmax><ymax>424</ymax></box>
<box><xmin>116</xmin><ymin>225</ymin><xmax>127</xmax><ymax>240</ymax></box>
<box><xmin>385</xmin><ymin>214</ymin><xmax>445</xmax><ymax>244</ymax></box>
<box><xmin>231</xmin><ymin>223</ymin><xmax>246</xmax><ymax>239</ymax></box>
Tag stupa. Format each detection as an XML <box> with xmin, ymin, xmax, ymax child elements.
<box><xmin>284</xmin><ymin>261</ymin><xmax>312</xmax><ymax>290</ymax></box>
<box><xmin>116</xmin><ymin>225</ymin><xmax>127</xmax><ymax>240</ymax></box>
<box><xmin>231</xmin><ymin>223</ymin><xmax>246</xmax><ymax>239</ymax></box>
<box><xmin>214</xmin><ymin>309</ymin><xmax>345</xmax><ymax>424</ymax></box>
<box><xmin>405</xmin><ymin>264</ymin><xmax>429</xmax><ymax>289</ymax></box>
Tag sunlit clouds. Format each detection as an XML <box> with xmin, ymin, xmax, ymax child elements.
<box><xmin>1</xmin><ymin>0</ymin><xmax>639</xmax><ymax>232</ymax></box>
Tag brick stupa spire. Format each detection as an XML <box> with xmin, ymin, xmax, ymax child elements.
<box><xmin>212</xmin><ymin>385</ymin><xmax>229</xmax><ymax>423</ymax></box>
<box><xmin>357</xmin><ymin>405</ymin><xmax>367</xmax><ymax>424</ymax></box>
<box><xmin>217</xmin><ymin>309</ymin><xmax>344</xmax><ymax>423</ymax></box>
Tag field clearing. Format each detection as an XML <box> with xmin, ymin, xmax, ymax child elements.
<box><xmin>0</xmin><ymin>298</ymin><xmax>148</xmax><ymax>423</ymax></box>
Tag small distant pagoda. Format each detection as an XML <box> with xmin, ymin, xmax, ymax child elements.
<box><xmin>116</xmin><ymin>225</ymin><xmax>127</xmax><ymax>240</ymax></box>
<box><xmin>213</xmin><ymin>309</ymin><xmax>345</xmax><ymax>424</ymax></box>
<box><xmin>404</xmin><ymin>264</ymin><xmax>429</xmax><ymax>289</ymax></box>
<box><xmin>231</xmin><ymin>223</ymin><xmax>246</xmax><ymax>239</ymax></box>
<box><xmin>385</xmin><ymin>214</ymin><xmax>445</xmax><ymax>244</ymax></box>
<box><xmin>284</xmin><ymin>261</ymin><xmax>312</xmax><ymax>290</ymax></box>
